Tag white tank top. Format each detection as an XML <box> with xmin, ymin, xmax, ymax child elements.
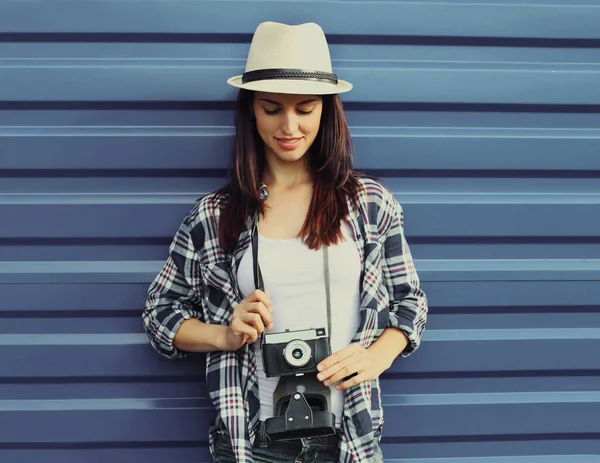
<box><xmin>237</xmin><ymin>222</ymin><xmax>362</xmax><ymax>428</ymax></box>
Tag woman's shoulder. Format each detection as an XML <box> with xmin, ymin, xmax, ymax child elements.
<box><xmin>353</xmin><ymin>174</ymin><xmax>402</xmax><ymax>235</ymax></box>
<box><xmin>355</xmin><ymin>175</ymin><xmax>397</xmax><ymax>209</ymax></box>
<box><xmin>181</xmin><ymin>189</ymin><xmax>229</xmax><ymax>234</ymax></box>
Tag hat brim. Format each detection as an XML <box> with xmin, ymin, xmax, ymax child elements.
<box><xmin>227</xmin><ymin>75</ymin><xmax>352</xmax><ymax>95</ymax></box>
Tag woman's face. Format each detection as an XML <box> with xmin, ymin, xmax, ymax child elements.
<box><xmin>252</xmin><ymin>92</ymin><xmax>323</xmax><ymax>165</ymax></box>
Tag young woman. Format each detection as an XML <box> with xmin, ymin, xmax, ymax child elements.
<box><xmin>143</xmin><ymin>21</ymin><xmax>428</xmax><ymax>463</ymax></box>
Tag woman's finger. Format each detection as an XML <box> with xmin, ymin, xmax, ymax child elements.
<box><xmin>324</xmin><ymin>362</ymin><xmax>363</xmax><ymax>386</ymax></box>
<box><xmin>317</xmin><ymin>344</ymin><xmax>357</xmax><ymax>378</ymax></box>
<box><xmin>317</xmin><ymin>345</ymin><xmax>363</xmax><ymax>382</ymax></box>
<box><xmin>246</xmin><ymin>302</ymin><xmax>273</xmax><ymax>329</ymax></box>
<box><xmin>231</xmin><ymin>319</ymin><xmax>258</xmax><ymax>343</ymax></box>
<box><xmin>239</xmin><ymin>311</ymin><xmax>266</xmax><ymax>335</ymax></box>
<box><xmin>337</xmin><ymin>371</ymin><xmax>369</xmax><ymax>391</ymax></box>
<box><xmin>248</xmin><ymin>289</ymin><xmax>272</xmax><ymax>311</ymax></box>
<box><xmin>319</xmin><ymin>355</ymin><xmax>363</xmax><ymax>386</ymax></box>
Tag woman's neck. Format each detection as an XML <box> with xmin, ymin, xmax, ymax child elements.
<box><xmin>263</xmin><ymin>153</ymin><xmax>312</xmax><ymax>190</ymax></box>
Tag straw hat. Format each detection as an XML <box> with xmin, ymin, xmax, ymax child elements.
<box><xmin>227</xmin><ymin>21</ymin><xmax>352</xmax><ymax>95</ymax></box>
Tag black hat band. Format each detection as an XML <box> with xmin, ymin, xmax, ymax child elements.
<box><xmin>242</xmin><ymin>68</ymin><xmax>338</xmax><ymax>85</ymax></box>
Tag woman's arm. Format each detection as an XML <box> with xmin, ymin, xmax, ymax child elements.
<box><xmin>172</xmin><ymin>319</ymin><xmax>228</xmax><ymax>352</ymax></box>
<box><xmin>316</xmin><ymin>187</ymin><xmax>427</xmax><ymax>389</ymax></box>
<box><xmin>142</xmin><ymin>217</ymin><xmax>208</xmax><ymax>359</ymax></box>
<box><xmin>143</xmin><ymin>211</ymin><xmax>274</xmax><ymax>356</ymax></box>
<box><xmin>380</xmin><ymin>193</ymin><xmax>428</xmax><ymax>357</ymax></box>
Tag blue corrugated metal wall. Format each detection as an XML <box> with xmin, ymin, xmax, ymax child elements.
<box><xmin>2</xmin><ymin>1</ymin><xmax>600</xmax><ymax>462</ymax></box>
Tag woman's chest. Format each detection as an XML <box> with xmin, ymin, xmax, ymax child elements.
<box><xmin>258</xmin><ymin>186</ymin><xmax>312</xmax><ymax>239</ymax></box>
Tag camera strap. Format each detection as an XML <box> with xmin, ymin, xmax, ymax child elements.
<box><xmin>251</xmin><ymin>218</ymin><xmax>332</xmax><ymax>338</ymax></box>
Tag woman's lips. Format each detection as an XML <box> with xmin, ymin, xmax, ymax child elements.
<box><xmin>275</xmin><ymin>137</ymin><xmax>302</xmax><ymax>151</ymax></box>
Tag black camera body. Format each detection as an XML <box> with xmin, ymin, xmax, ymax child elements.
<box><xmin>262</xmin><ymin>327</ymin><xmax>330</xmax><ymax>378</ymax></box>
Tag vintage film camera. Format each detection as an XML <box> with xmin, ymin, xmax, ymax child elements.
<box><xmin>261</xmin><ymin>327</ymin><xmax>337</xmax><ymax>440</ymax></box>
<box><xmin>262</xmin><ymin>327</ymin><xmax>330</xmax><ymax>377</ymax></box>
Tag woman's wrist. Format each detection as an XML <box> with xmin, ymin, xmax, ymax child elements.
<box><xmin>213</xmin><ymin>324</ymin><xmax>231</xmax><ymax>351</ymax></box>
<box><xmin>367</xmin><ymin>327</ymin><xmax>409</xmax><ymax>372</ymax></box>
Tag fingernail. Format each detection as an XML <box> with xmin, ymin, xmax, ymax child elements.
<box><xmin>336</xmin><ymin>385</ymin><xmax>341</xmax><ymax>391</ymax></box>
<box><xmin>324</xmin><ymin>380</ymin><xmax>330</xmax><ymax>386</ymax></box>
<box><xmin>317</xmin><ymin>364</ymin><xmax>324</xmax><ymax>371</ymax></box>
<box><xmin>317</xmin><ymin>374</ymin><xmax>324</xmax><ymax>380</ymax></box>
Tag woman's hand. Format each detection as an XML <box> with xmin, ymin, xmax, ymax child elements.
<box><xmin>222</xmin><ymin>290</ymin><xmax>273</xmax><ymax>351</ymax></box>
<box><xmin>315</xmin><ymin>343</ymin><xmax>390</xmax><ymax>391</ymax></box>
<box><xmin>316</xmin><ymin>329</ymin><xmax>409</xmax><ymax>390</ymax></box>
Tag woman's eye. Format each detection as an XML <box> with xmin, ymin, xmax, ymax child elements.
<box><xmin>262</xmin><ymin>108</ymin><xmax>314</xmax><ymax>116</ymax></box>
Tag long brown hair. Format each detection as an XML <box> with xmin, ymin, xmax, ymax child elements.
<box><xmin>218</xmin><ymin>89</ymin><xmax>362</xmax><ymax>251</ymax></box>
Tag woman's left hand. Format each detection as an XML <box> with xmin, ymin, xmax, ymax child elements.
<box><xmin>316</xmin><ymin>343</ymin><xmax>390</xmax><ymax>391</ymax></box>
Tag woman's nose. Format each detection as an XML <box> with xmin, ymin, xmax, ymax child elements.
<box><xmin>280</xmin><ymin>110</ymin><xmax>298</xmax><ymax>135</ymax></box>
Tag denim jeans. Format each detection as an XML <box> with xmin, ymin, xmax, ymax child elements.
<box><xmin>212</xmin><ymin>421</ymin><xmax>383</xmax><ymax>463</ymax></box>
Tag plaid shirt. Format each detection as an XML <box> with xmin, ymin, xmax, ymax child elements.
<box><xmin>143</xmin><ymin>177</ymin><xmax>428</xmax><ymax>463</ymax></box>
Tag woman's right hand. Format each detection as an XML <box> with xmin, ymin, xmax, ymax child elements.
<box><xmin>223</xmin><ymin>290</ymin><xmax>273</xmax><ymax>351</ymax></box>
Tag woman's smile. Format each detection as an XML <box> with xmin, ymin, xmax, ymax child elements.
<box><xmin>275</xmin><ymin>137</ymin><xmax>303</xmax><ymax>151</ymax></box>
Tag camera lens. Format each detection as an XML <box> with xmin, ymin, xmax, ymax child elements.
<box><xmin>283</xmin><ymin>340</ymin><xmax>312</xmax><ymax>368</ymax></box>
